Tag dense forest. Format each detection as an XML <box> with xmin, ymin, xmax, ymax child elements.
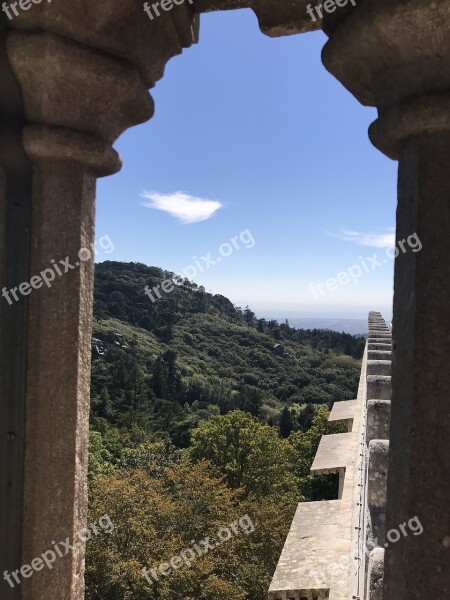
<box><xmin>86</xmin><ymin>261</ymin><xmax>365</xmax><ymax>599</ymax></box>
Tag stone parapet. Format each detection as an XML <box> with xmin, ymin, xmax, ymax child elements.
<box><xmin>269</xmin><ymin>325</ymin><xmax>370</xmax><ymax>600</ymax></box>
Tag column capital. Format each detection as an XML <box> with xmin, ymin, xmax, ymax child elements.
<box><xmin>321</xmin><ymin>0</ymin><xmax>450</xmax><ymax>158</ymax></box>
<box><xmin>369</xmin><ymin>93</ymin><xmax>450</xmax><ymax>159</ymax></box>
<box><xmin>6</xmin><ymin>29</ymin><xmax>152</xmax><ymax>176</ymax></box>
<box><xmin>23</xmin><ymin>125</ymin><xmax>122</xmax><ymax>177</ymax></box>
<box><xmin>5</xmin><ymin>0</ymin><xmax>198</xmax><ymax>175</ymax></box>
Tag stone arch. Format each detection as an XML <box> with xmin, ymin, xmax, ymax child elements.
<box><xmin>1</xmin><ymin>2</ymin><xmax>450</xmax><ymax>600</ymax></box>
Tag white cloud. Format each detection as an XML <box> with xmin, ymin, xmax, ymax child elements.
<box><xmin>141</xmin><ymin>191</ymin><xmax>222</xmax><ymax>224</ymax></box>
<box><xmin>328</xmin><ymin>228</ymin><xmax>395</xmax><ymax>248</ymax></box>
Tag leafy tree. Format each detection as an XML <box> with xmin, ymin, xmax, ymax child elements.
<box><xmin>86</xmin><ymin>461</ymin><xmax>295</xmax><ymax>600</ymax></box>
<box><xmin>279</xmin><ymin>406</ymin><xmax>294</xmax><ymax>438</ymax></box>
<box><xmin>88</xmin><ymin>431</ymin><xmax>113</xmax><ymax>478</ymax></box>
<box><xmin>119</xmin><ymin>438</ymin><xmax>181</xmax><ymax>474</ymax></box>
<box><xmin>244</xmin><ymin>305</ymin><xmax>255</xmax><ymax>325</ymax></box>
<box><xmin>90</xmin><ymin>261</ymin><xmax>363</xmax><ymax>453</ymax></box>
<box><xmin>188</xmin><ymin>410</ymin><xmax>300</xmax><ymax>502</ymax></box>
<box><xmin>96</xmin><ymin>387</ymin><xmax>113</xmax><ymax>420</ymax></box>
<box><xmin>289</xmin><ymin>406</ymin><xmax>346</xmax><ymax>500</ymax></box>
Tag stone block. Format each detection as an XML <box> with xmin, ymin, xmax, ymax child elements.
<box><xmin>367</xmin><ymin>360</ymin><xmax>391</xmax><ymax>376</ymax></box>
<box><xmin>367</xmin><ymin>338</ymin><xmax>391</xmax><ymax>346</ymax></box>
<box><xmin>369</xmin><ymin>331</ymin><xmax>392</xmax><ymax>339</ymax></box>
<box><xmin>367</xmin><ymin>400</ymin><xmax>391</xmax><ymax>443</ymax></box>
<box><xmin>368</xmin><ymin>350</ymin><xmax>392</xmax><ymax>360</ymax></box>
<box><xmin>368</xmin><ymin>440</ymin><xmax>389</xmax><ymax>509</ymax></box>
<box><xmin>367</xmin><ymin>375</ymin><xmax>391</xmax><ymax>400</ymax></box>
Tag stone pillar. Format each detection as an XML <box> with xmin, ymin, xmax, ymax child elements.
<box><xmin>322</xmin><ymin>1</ymin><xmax>450</xmax><ymax>597</ymax></box>
<box><xmin>382</xmin><ymin>121</ymin><xmax>450</xmax><ymax>600</ymax></box>
<box><xmin>0</xmin><ymin>4</ymin><xmax>196</xmax><ymax>596</ymax></box>
<box><xmin>0</xmin><ymin>31</ymin><xmax>151</xmax><ymax>599</ymax></box>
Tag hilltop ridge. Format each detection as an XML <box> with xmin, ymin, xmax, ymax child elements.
<box><xmin>90</xmin><ymin>261</ymin><xmax>365</xmax><ymax>447</ymax></box>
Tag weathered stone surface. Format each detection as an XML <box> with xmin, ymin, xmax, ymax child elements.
<box><xmin>7</xmin><ymin>31</ymin><xmax>153</xmax><ymax>144</ymax></box>
<box><xmin>367</xmin><ymin>400</ymin><xmax>391</xmax><ymax>443</ymax></box>
<box><xmin>21</xmin><ymin>159</ymin><xmax>96</xmax><ymax>599</ymax></box>
<box><xmin>269</xmin><ymin>335</ymin><xmax>368</xmax><ymax>600</ymax></box>
<box><xmin>367</xmin><ymin>338</ymin><xmax>391</xmax><ymax>346</ymax></box>
<box><xmin>328</xmin><ymin>399</ymin><xmax>357</xmax><ymax>432</ymax></box>
<box><xmin>366</xmin><ymin>548</ymin><xmax>385</xmax><ymax>600</ymax></box>
<box><xmin>267</xmin><ymin>501</ymin><xmax>350</xmax><ymax>600</ymax></box>
<box><xmin>367</xmin><ymin>375</ymin><xmax>391</xmax><ymax>401</ymax></box>
<box><xmin>368</xmin><ymin>350</ymin><xmax>392</xmax><ymax>361</ymax></box>
<box><xmin>195</xmin><ymin>0</ymin><xmax>321</xmax><ymax>36</ymax></box>
<box><xmin>368</xmin><ymin>340</ymin><xmax>391</xmax><ymax>347</ymax></box>
<box><xmin>1</xmin><ymin>12</ymin><xmax>170</xmax><ymax>599</ymax></box>
<box><xmin>367</xmin><ymin>360</ymin><xmax>391</xmax><ymax>377</ymax></box>
<box><xmin>368</xmin><ymin>440</ymin><xmax>389</xmax><ymax>509</ymax></box>
<box><xmin>384</xmin><ymin>133</ymin><xmax>450</xmax><ymax>600</ymax></box>
<box><xmin>310</xmin><ymin>433</ymin><xmax>351</xmax><ymax>476</ymax></box>
<box><xmin>323</xmin><ymin>2</ymin><xmax>450</xmax><ymax>593</ymax></box>
<box><xmin>322</xmin><ymin>1</ymin><xmax>450</xmax><ymax>109</ymax></box>
<box><xmin>6</xmin><ymin>0</ymin><xmax>198</xmax><ymax>87</ymax></box>
<box><xmin>368</xmin><ymin>331</ymin><xmax>391</xmax><ymax>339</ymax></box>
<box><xmin>370</xmin><ymin>93</ymin><xmax>450</xmax><ymax>160</ymax></box>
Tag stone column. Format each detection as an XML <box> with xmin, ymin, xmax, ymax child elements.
<box><xmin>0</xmin><ymin>28</ymin><xmax>153</xmax><ymax>599</ymax></box>
<box><xmin>322</xmin><ymin>1</ymin><xmax>450</xmax><ymax>598</ymax></box>
<box><xmin>0</xmin><ymin>2</ymin><xmax>199</xmax><ymax>594</ymax></box>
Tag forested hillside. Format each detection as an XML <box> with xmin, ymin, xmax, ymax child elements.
<box><xmin>86</xmin><ymin>261</ymin><xmax>365</xmax><ymax>599</ymax></box>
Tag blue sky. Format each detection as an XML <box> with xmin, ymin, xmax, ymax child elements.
<box><xmin>96</xmin><ymin>9</ymin><xmax>398</xmax><ymax>320</ymax></box>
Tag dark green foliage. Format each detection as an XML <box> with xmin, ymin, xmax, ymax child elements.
<box><xmin>279</xmin><ymin>406</ymin><xmax>294</xmax><ymax>438</ymax></box>
<box><xmin>90</xmin><ymin>261</ymin><xmax>364</xmax><ymax>454</ymax></box>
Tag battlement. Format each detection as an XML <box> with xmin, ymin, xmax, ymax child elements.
<box><xmin>268</xmin><ymin>313</ymin><xmax>392</xmax><ymax>600</ymax></box>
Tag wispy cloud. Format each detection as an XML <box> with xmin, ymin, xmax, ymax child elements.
<box><xmin>141</xmin><ymin>191</ymin><xmax>222</xmax><ymax>224</ymax></box>
<box><xmin>328</xmin><ymin>228</ymin><xmax>395</xmax><ymax>248</ymax></box>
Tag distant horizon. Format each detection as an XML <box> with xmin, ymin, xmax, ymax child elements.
<box><xmin>95</xmin><ymin>11</ymin><xmax>397</xmax><ymax>322</ymax></box>
<box><xmin>257</xmin><ymin>315</ymin><xmax>388</xmax><ymax>336</ymax></box>
<box><xmin>95</xmin><ymin>258</ymin><xmax>392</xmax><ymax>326</ymax></box>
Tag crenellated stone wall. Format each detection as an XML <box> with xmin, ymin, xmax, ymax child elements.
<box><xmin>364</xmin><ymin>313</ymin><xmax>391</xmax><ymax>600</ymax></box>
<box><xmin>268</xmin><ymin>312</ymin><xmax>392</xmax><ymax>600</ymax></box>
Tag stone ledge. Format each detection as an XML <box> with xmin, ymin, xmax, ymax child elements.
<box><xmin>268</xmin><ymin>500</ymin><xmax>352</xmax><ymax>600</ymax></box>
<box><xmin>311</xmin><ymin>433</ymin><xmax>352</xmax><ymax>475</ymax></box>
<box><xmin>328</xmin><ymin>400</ymin><xmax>357</xmax><ymax>431</ymax></box>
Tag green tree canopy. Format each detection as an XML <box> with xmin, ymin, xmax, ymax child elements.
<box><xmin>188</xmin><ymin>410</ymin><xmax>301</xmax><ymax>502</ymax></box>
